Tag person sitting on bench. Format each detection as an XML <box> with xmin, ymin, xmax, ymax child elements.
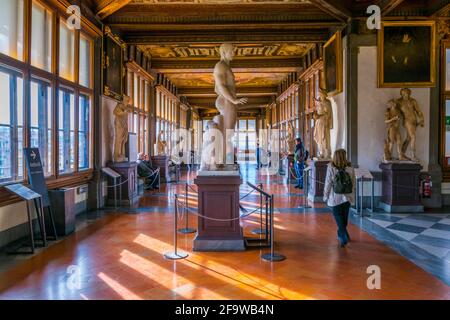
<box><xmin>137</xmin><ymin>153</ymin><xmax>160</xmax><ymax>190</ymax></box>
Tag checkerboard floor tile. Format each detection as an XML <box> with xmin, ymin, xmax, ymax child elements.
<box><xmin>368</xmin><ymin>213</ymin><xmax>450</xmax><ymax>260</ymax></box>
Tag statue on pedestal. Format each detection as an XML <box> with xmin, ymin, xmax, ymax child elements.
<box><xmin>209</xmin><ymin>43</ymin><xmax>247</xmax><ymax>167</ymax></box>
<box><xmin>286</xmin><ymin>121</ymin><xmax>296</xmax><ymax>155</ymax></box>
<box><xmin>397</xmin><ymin>88</ymin><xmax>424</xmax><ymax>162</ymax></box>
<box><xmin>157</xmin><ymin>130</ymin><xmax>167</xmax><ymax>155</ymax></box>
<box><xmin>383</xmin><ymin>99</ymin><xmax>408</xmax><ymax>162</ymax></box>
<box><xmin>113</xmin><ymin>96</ymin><xmax>131</xmax><ymax>163</ymax></box>
<box><xmin>313</xmin><ymin>89</ymin><xmax>333</xmax><ymax>159</ymax></box>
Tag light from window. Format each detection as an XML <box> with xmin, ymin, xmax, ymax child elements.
<box><xmin>58</xmin><ymin>90</ymin><xmax>75</xmax><ymax>173</ymax></box>
<box><xmin>59</xmin><ymin>21</ymin><xmax>75</xmax><ymax>81</ymax></box>
<box><xmin>78</xmin><ymin>94</ymin><xmax>91</xmax><ymax>170</ymax></box>
<box><xmin>0</xmin><ymin>0</ymin><xmax>24</xmax><ymax>61</ymax></box>
<box><xmin>0</xmin><ymin>69</ymin><xmax>24</xmax><ymax>182</ymax></box>
<box><xmin>80</xmin><ymin>35</ymin><xmax>92</xmax><ymax>88</ymax></box>
<box><xmin>30</xmin><ymin>80</ymin><xmax>52</xmax><ymax>176</ymax></box>
<box><xmin>31</xmin><ymin>0</ymin><xmax>52</xmax><ymax>72</ymax></box>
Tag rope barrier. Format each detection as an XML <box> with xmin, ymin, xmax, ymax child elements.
<box><xmin>106</xmin><ymin>178</ymin><xmax>129</xmax><ymax>188</ymax></box>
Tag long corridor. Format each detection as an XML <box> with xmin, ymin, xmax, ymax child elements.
<box><xmin>0</xmin><ymin>166</ymin><xmax>449</xmax><ymax>300</ymax></box>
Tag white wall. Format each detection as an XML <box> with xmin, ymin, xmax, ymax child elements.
<box><xmin>329</xmin><ymin>36</ymin><xmax>347</xmax><ymax>153</ymax></box>
<box><xmin>357</xmin><ymin>46</ymin><xmax>430</xmax><ymax>172</ymax></box>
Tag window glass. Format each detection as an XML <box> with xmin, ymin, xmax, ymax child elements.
<box><xmin>30</xmin><ymin>80</ymin><xmax>52</xmax><ymax>176</ymax></box>
<box><xmin>58</xmin><ymin>89</ymin><xmax>75</xmax><ymax>173</ymax></box>
<box><xmin>59</xmin><ymin>20</ymin><xmax>75</xmax><ymax>81</ymax></box>
<box><xmin>79</xmin><ymin>35</ymin><xmax>92</xmax><ymax>88</ymax></box>
<box><xmin>0</xmin><ymin>69</ymin><xmax>24</xmax><ymax>182</ymax></box>
<box><xmin>78</xmin><ymin>94</ymin><xmax>91</xmax><ymax>170</ymax></box>
<box><xmin>31</xmin><ymin>1</ymin><xmax>52</xmax><ymax>71</ymax></box>
<box><xmin>0</xmin><ymin>0</ymin><xmax>24</xmax><ymax>61</ymax></box>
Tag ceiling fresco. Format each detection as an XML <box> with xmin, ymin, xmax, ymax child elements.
<box><xmin>140</xmin><ymin>43</ymin><xmax>314</xmax><ymax>59</ymax></box>
<box><xmin>167</xmin><ymin>72</ymin><xmax>287</xmax><ymax>88</ymax></box>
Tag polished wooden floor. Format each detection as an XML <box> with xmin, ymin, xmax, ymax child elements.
<box><xmin>0</xmin><ymin>169</ymin><xmax>449</xmax><ymax>300</ymax></box>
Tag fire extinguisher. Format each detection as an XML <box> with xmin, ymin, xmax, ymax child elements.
<box><xmin>420</xmin><ymin>175</ymin><xmax>432</xmax><ymax>199</ymax></box>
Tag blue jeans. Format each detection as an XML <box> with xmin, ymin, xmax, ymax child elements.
<box><xmin>294</xmin><ymin>161</ymin><xmax>304</xmax><ymax>188</ymax></box>
<box><xmin>331</xmin><ymin>201</ymin><xmax>351</xmax><ymax>244</ymax></box>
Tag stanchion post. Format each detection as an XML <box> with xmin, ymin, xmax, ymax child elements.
<box><xmin>261</xmin><ymin>195</ymin><xmax>286</xmax><ymax>262</ymax></box>
<box><xmin>251</xmin><ymin>183</ymin><xmax>265</xmax><ymax>235</ymax></box>
<box><xmin>164</xmin><ymin>195</ymin><xmax>188</xmax><ymax>260</ymax></box>
<box><xmin>178</xmin><ymin>183</ymin><xmax>197</xmax><ymax>234</ymax></box>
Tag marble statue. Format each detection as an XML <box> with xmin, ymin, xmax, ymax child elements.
<box><xmin>397</xmin><ymin>88</ymin><xmax>424</xmax><ymax>162</ymax></box>
<box><xmin>200</xmin><ymin>120</ymin><xmax>221</xmax><ymax>171</ymax></box>
<box><xmin>211</xmin><ymin>43</ymin><xmax>248</xmax><ymax>166</ymax></box>
<box><xmin>113</xmin><ymin>96</ymin><xmax>131</xmax><ymax>162</ymax></box>
<box><xmin>286</xmin><ymin>121</ymin><xmax>296</xmax><ymax>155</ymax></box>
<box><xmin>313</xmin><ymin>89</ymin><xmax>333</xmax><ymax>159</ymax></box>
<box><xmin>383</xmin><ymin>99</ymin><xmax>408</xmax><ymax>162</ymax></box>
<box><xmin>157</xmin><ymin>130</ymin><xmax>167</xmax><ymax>155</ymax></box>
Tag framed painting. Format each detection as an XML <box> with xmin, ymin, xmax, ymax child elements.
<box><xmin>102</xmin><ymin>27</ymin><xmax>125</xmax><ymax>101</ymax></box>
<box><xmin>323</xmin><ymin>31</ymin><xmax>343</xmax><ymax>96</ymax></box>
<box><xmin>378</xmin><ymin>21</ymin><xmax>436</xmax><ymax>88</ymax></box>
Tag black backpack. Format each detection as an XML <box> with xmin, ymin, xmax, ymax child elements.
<box><xmin>333</xmin><ymin>168</ymin><xmax>353</xmax><ymax>194</ymax></box>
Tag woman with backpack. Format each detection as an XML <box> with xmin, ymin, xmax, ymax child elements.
<box><xmin>323</xmin><ymin>149</ymin><xmax>355</xmax><ymax>247</ymax></box>
<box><xmin>293</xmin><ymin>138</ymin><xmax>306</xmax><ymax>189</ymax></box>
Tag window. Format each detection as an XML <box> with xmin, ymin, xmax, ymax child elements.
<box><xmin>30</xmin><ymin>79</ymin><xmax>52</xmax><ymax>176</ymax></box>
<box><xmin>79</xmin><ymin>35</ymin><xmax>92</xmax><ymax>88</ymax></box>
<box><xmin>78</xmin><ymin>94</ymin><xmax>91</xmax><ymax>170</ymax></box>
<box><xmin>0</xmin><ymin>0</ymin><xmax>24</xmax><ymax>61</ymax></box>
<box><xmin>59</xmin><ymin>20</ymin><xmax>75</xmax><ymax>81</ymax></box>
<box><xmin>31</xmin><ymin>0</ymin><xmax>52</xmax><ymax>72</ymax></box>
<box><xmin>0</xmin><ymin>68</ymin><xmax>24</xmax><ymax>182</ymax></box>
<box><xmin>58</xmin><ymin>89</ymin><xmax>75</xmax><ymax>173</ymax></box>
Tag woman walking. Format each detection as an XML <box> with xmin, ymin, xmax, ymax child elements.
<box><xmin>293</xmin><ymin>138</ymin><xmax>305</xmax><ymax>189</ymax></box>
<box><xmin>323</xmin><ymin>149</ymin><xmax>355</xmax><ymax>247</ymax></box>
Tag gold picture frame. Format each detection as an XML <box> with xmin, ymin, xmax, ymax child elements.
<box><xmin>323</xmin><ymin>31</ymin><xmax>343</xmax><ymax>96</ymax></box>
<box><xmin>102</xmin><ymin>26</ymin><xmax>126</xmax><ymax>101</ymax></box>
<box><xmin>378</xmin><ymin>21</ymin><xmax>436</xmax><ymax>88</ymax></box>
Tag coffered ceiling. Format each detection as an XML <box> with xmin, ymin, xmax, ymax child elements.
<box><xmin>90</xmin><ymin>0</ymin><xmax>450</xmax><ymax>113</ymax></box>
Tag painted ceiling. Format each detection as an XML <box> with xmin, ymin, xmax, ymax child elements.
<box><xmin>166</xmin><ymin>72</ymin><xmax>286</xmax><ymax>88</ymax></box>
<box><xmin>140</xmin><ymin>43</ymin><xmax>314</xmax><ymax>59</ymax></box>
<box><xmin>131</xmin><ymin>0</ymin><xmax>311</xmax><ymax>4</ymax></box>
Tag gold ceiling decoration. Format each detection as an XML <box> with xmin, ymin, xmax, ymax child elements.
<box><xmin>131</xmin><ymin>0</ymin><xmax>310</xmax><ymax>4</ymax></box>
<box><xmin>167</xmin><ymin>72</ymin><xmax>287</xmax><ymax>88</ymax></box>
<box><xmin>140</xmin><ymin>43</ymin><xmax>313</xmax><ymax>59</ymax></box>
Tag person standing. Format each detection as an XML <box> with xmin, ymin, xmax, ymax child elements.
<box><xmin>323</xmin><ymin>149</ymin><xmax>355</xmax><ymax>247</ymax></box>
<box><xmin>293</xmin><ymin>138</ymin><xmax>305</xmax><ymax>189</ymax></box>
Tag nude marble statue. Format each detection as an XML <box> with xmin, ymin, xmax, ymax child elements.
<box><xmin>383</xmin><ymin>99</ymin><xmax>408</xmax><ymax>162</ymax></box>
<box><xmin>397</xmin><ymin>88</ymin><xmax>424</xmax><ymax>162</ymax></box>
<box><xmin>313</xmin><ymin>89</ymin><xmax>333</xmax><ymax>159</ymax></box>
<box><xmin>212</xmin><ymin>43</ymin><xmax>248</xmax><ymax>165</ymax></box>
<box><xmin>157</xmin><ymin>130</ymin><xmax>167</xmax><ymax>155</ymax></box>
<box><xmin>113</xmin><ymin>96</ymin><xmax>131</xmax><ymax>162</ymax></box>
<box><xmin>286</xmin><ymin>121</ymin><xmax>296</xmax><ymax>155</ymax></box>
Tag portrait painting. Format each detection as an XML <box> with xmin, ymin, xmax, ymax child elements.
<box><xmin>103</xmin><ymin>29</ymin><xmax>124</xmax><ymax>100</ymax></box>
<box><xmin>378</xmin><ymin>21</ymin><xmax>436</xmax><ymax>87</ymax></box>
<box><xmin>323</xmin><ymin>31</ymin><xmax>343</xmax><ymax>96</ymax></box>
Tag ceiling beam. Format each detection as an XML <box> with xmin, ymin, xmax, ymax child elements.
<box><xmin>178</xmin><ymin>86</ymin><xmax>278</xmax><ymax>98</ymax></box>
<box><xmin>124</xmin><ymin>30</ymin><xmax>328</xmax><ymax>45</ymax></box>
<box><xmin>151</xmin><ymin>58</ymin><xmax>302</xmax><ymax>74</ymax></box>
<box><xmin>309</xmin><ymin>0</ymin><xmax>351</xmax><ymax>22</ymax></box>
<box><xmin>96</xmin><ymin>0</ymin><xmax>132</xmax><ymax>20</ymax></box>
<box><xmin>381</xmin><ymin>0</ymin><xmax>405</xmax><ymax>16</ymax></box>
<box><xmin>188</xmin><ymin>96</ymin><xmax>271</xmax><ymax>108</ymax></box>
<box><xmin>429</xmin><ymin>1</ymin><xmax>450</xmax><ymax>17</ymax></box>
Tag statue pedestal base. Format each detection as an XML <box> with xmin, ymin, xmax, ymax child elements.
<box><xmin>106</xmin><ymin>161</ymin><xmax>139</xmax><ymax>206</ymax></box>
<box><xmin>193</xmin><ymin>172</ymin><xmax>245</xmax><ymax>252</ymax></box>
<box><xmin>379</xmin><ymin>162</ymin><xmax>424</xmax><ymax>213</ymax></box>
<box><xmin>151</xmin><ymin>155</ymin><xmax>169</xmax><ymax>183</ymax></box>
<box><xmin>307</xmin><ymin>159</ymin><xmax>329</xmax><ymax>202</ymax></box>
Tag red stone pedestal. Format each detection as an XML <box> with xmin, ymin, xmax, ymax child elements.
<box><xmin>307</xmin><ymin>159</ymin><xmax>329</xmax><ymax>202</ymax></box>
<box><xmin>193</xmin><ymin>173</ymin><xmax>245</xmax><ymax>252</ymax></box>
<box><xmin>151</xmin><ymin>155</ymin><xmax>169</xmax><ymax>183</ymax></box>
<box><xmin>107</xmin><ymin>161</ymin><xmax>139</xmax><ymax>206</ymax></box>
<box><xmin>379</xmin><ymin>162</ymin><xmax>424</xmax><ymax>212</ymax></box>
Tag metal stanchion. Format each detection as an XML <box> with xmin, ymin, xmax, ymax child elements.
<box><xmin>164</xmin><ymin>195</ymin><xmax>189</xmax><ymax>260</ymax></box>
<box><xmin>261</xmin><ymin>195</ymin><xmax>286</xmax><ymax>262</ymax></box>
<box><xmin>252</xmin><ymin>183</ymin><xmax>265</xmax><ymax>235</ymax></box>
<box><xmin>178</xmin><ymin>183</ymin><xmax>197</xmax><ymax>234</ymax></box>
<box><xmin>298</xmin><ymin>169</ymin><xmax>311</xmax><ymax>209</ymax></box>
